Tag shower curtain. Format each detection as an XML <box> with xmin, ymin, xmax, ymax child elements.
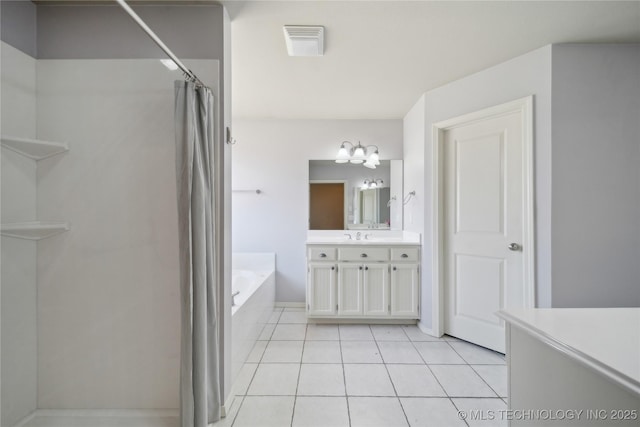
<box><xmin>174</xmin><ymin>80</ymin><xmax>221</xmax><ymax>427</ymax></box>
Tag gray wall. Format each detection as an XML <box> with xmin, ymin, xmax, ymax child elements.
<box><xmin>36</xmin><ymin>4</ymin><xmax>224</xmax><ymax>59</ymax></box>
<box><xmin>551</xmin><ymin>44</ymin><xmax>640</xmax><ymax>307</ymax></box>
<box><xmin>0</xmin><ymin>1</ymin><xmax>37</xmax><ymax>57</ymax></box>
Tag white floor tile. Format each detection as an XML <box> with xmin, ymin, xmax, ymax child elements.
<box><xmin>413</xmin><ymin>342</ymin><xmax>466</xmax><ymax>364</ymax></box>
<box><xmin>306</xmin><ymin>324</ymin><xmax>339</xmax><ymax>341</ymax></box>
<box><xmin>340</xmin><ymin>341</ymin><xmax>383</xmax><ymax>363</ymax></box>
<box><xmin>258</xmin><ymin>324</ymin><xmax>276</xmax><ymax>341</ymax></box>
<box><xmin>472</xmin><ymin>365</ymin><xmax>507</xmax><ymax>397</ymax></box>
<box><xmin>348</xmin><ymin>397</ymin><xmax>409</xmax><ymax>427</ymax></box>
<box><xmin>233</xmin><ymin>363</ymin><xmax>258</xmax><ymax>395</ymax></box>
<box><xmin>449</xmin><ymin>341</ymin><xmax>505</xmax><ymax>364</ymax></box>
<box><xmin>292</xmin><ymin>396</ymin><xmax>349</xmax><ymax>427</ymax></box>
<box><xmin>297</xmin><ymin>364</ymin><xmax>345</xmax><ymax>396</ymax></box>
<box><xmin>233</xmin><ymin>396</ymin><xmax>295</xmax><ymax>427</ymax></box>
<box><xmin>400</xmin><ymin>397</ymin><xmax>466</xmax><ymax>427</ymax></box>
<box><xmin>430</xmin><ymin>365</ymin><xmax>498</xmax><ymax>397</ymax></box>
<box><xmin>271</xmin><ymin>324</ymin><xmax>307</xmax><ymax>340</ymax></box>
<box><xmin>247</xmin><ymin>363</ymin><xmax>300</xmax><ymax>395</ymax></box>
<box><xmin>452</xmin><ymin>398</ymin><xmax>508</xmax><ymax>427</ymax></box>
<box><xmin>216</xmin><ymin>395</ymin><xmax>243</xmax><ymax>427</ymax></box>
<box><xmin>246</xmin><ymin>340</ymin><xmax>268</xmax><ymax>363</ymax></box>
<box><xmin>402</xmin><ymin>326</ymin><xmax>445</xmax><ymax>342</ymax></box>
<box><xmin>344</xmin><ymin>364</ymin><xmax>395</xmax><ymax>396</ymax></box>
<box><xmin>266</xmin><ymin>309</ymin><xmax>283</xmax><ymax>324</ymax></box>
<box><xmin>338</xmin><ymin>324</ymin><xmax>374</xmax><ymax>340</ymax></box>
<box><xmin>279</xmin><ymin>311</ymin><xmax>309</xmax><ymax>324</ymax></box>
<box><xmin>371</xmin><ymin>325</ymin><xmax>409</xmax><ymax>341</ymax></box>
<box><xmin>377</xmin><ymin>341</ymin><xmax>423</xmax><ymax>364</ymax></box>
<box><xmin>302</xmin><ymin>340</ymin><xmax>342</xmax><ymax>363</ymax></box>
<box><xmin>261</xmin><ymin>340</ymin><xmax>304</xmax><ymax>363</ymax></box>
<box><xmin>386</xmin><ymin>364</ymin><xmax>447</xmax><ymax>397</ymax></box>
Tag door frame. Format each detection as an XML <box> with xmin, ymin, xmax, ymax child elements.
<box><xmin>309</xmin><ymin>180</ymin><xmax>349</xmax><ymax>229</ymax></box>
<box><xmin>430</xmin><ymin>96</ymin><xmax>536</xmax><ymax>337</ymax></box>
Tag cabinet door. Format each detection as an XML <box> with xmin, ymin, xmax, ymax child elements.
<box><xmin>308</xmin><ymin>263</ymin><xmax>337</xmax><ymax>316</ymax></box>
<box><xmin>390</xmin><ymin>263</ymin><xmax>419</xmax><ymax>317</ymax></box>
<box><xmin>338</xmin><ymin>263</ymin><xmax>363</xmax><ymax>316</ymax></box>
<box><xmin>363</xmin><ymin>264</ymin><xmax>390</xmax><ymax>317</ymax></box>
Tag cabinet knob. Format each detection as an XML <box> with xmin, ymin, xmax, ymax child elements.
<box><xmin>365</xmin><ymin>266</ymin><xmax>369</xmax><ymax>270</ymax></box>
<box><xmin>360</xmin><ymin>253</ymin><xmax>368</xmax><ymax>258</ymax></box>
<box><xmin>331</xmin><ymin>266</ymin><xmax>335</xmax><ymax>270</ymax></box>
<box><xmin>393</xmin><ymin>266</ymin><xmax>397</xmax><ymax>271</ymax></box>
<box><xmin>359</xmin><ymin>266</ymin><xmax>363</xmax><ymax>270</ymax></box>
<box><xmin>401</xmin><ymin>253</ymin><xmax>408</xmax><ymax>258</ymax></box>
<box><xmin>320</xmin><ymin>253</ymin><xmax>327</xmax><ymax>258</ymax></box>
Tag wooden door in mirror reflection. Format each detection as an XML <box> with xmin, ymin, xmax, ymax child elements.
<box><xmin>310</xmin><ymin>183</ymin><xmax>345</xmax><ymax>230</ymax></box>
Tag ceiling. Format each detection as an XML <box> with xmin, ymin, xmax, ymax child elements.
<box><xmin>226</xmin><ymin>1</ymin><xmax>640</xmax><ymax>119</ymax></box>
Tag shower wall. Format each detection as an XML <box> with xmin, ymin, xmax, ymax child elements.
<box><xmin>35</xmin><ymin>59</ymin><xmax>219</xmax><ymax>408</ymax></box>
<box><xmin>1</xmin><ymin>41</ymin><xmax>38</xmax><ymax>427</ymax></box>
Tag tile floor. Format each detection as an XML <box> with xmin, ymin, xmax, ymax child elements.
<box><xmin>221</xmin><ymin>307</ymin><xmax>508</xmax><ymax>427</ymax></box>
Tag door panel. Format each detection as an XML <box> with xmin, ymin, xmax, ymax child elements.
<box><xmin>338</xmin><ymin>263</ymin><xmax>362</xmax><ymax>315</ymax></box>
<box><xmin>363</xmin><ymin>264</ymin><xmax>389</xmax><ymax>316</ymax></box>
<box><xmin>390</xmin><ymin>264</ymin><xmax>419</xmax><ymax>317</ymax></box>
<box><xmin>308</xmin><ymin>263</ymin><xmax>336</xmax><ymax>316</ymax></box>
<box><xmin>444</xmin><ymin>110</ymin><xmax>524</xmax><ymax>353</ymax></box>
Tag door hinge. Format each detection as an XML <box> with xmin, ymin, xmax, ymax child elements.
<box><xmin>307</xmin><ymin>304</ymin><xmax>310</xmax><ymax>310</ymax></box>
<box><xmin>336</xmin><ymin>304</ymin><xmax>338</xmax><ymax>311</ymax></box>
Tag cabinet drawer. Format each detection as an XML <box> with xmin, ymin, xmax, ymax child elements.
<box><xmin>338</xmin><ymin>247</ymin><xmax>389</xmax><ymax>262</ymax></box>
<box><xmin>391</xmin><ymin>248</ymin><xmax>419</xmax><ymax>262</ymax></box>
<box><xmin>309</xmin><ymin>247</ymin><xmax>337</xmax><ymax>261</ymax></box>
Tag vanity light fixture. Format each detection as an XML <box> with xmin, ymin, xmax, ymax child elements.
<box><xmin>362</xmin><ymin>179</ymin><xmax>384</xmax><ymax>189</ymax></box>
<box><xmin>335</xmin><ymin>141</ymin><xmax>381</xmax><ymax>168</ymax></box>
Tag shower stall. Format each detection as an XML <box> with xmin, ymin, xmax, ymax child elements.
<box><xmin>0</xmin><ymin>2</ymin><xmax>231</xmax><ymax>426</ymax></box>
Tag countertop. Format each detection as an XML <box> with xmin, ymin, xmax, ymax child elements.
<box><xmin>306</xmin><ymin>230</ymin><xmax>421</xmax><ymax>246</ymax></box>
<box><xmin>497</xmin><ymin>308</ymin><xmax>640</xmax><ymax>396</ymax></box>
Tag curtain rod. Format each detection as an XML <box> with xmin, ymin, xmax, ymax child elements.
<box><xmin>115</xmin><ymin>0</ymin><xmax>206</xmax><ymax>88</ymax></box>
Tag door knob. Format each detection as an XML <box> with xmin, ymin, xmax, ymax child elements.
<box><xmin>508</xmin><ymin>243</ymin><xmax>521</xmax><ymax>251</ymax></box>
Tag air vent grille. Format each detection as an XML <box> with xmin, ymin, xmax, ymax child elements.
<box><xmin>283</xmin><ymin>25</ymin><xmax>324</xmax><ymax>57</ymax></box>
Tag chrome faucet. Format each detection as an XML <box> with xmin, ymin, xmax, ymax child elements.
<box><xmin>344</xmin><ymin>233</ymin><xmax>352</xmax><ymax>240</ymax></box>
<box><xmin>356</xmin><ymin>232</ymin><xmax>361</xmax><ymax>240</ymax></box>
<box><xmin>364</xmin><ymin>233</ymin><xmax>372</xmax><ymax>240</ymax></box>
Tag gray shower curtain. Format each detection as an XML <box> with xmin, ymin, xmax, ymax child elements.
<box><xmin>174</xmin><ymin>80</ymin><xmax>221</xmax><ymax>427</ymax></box>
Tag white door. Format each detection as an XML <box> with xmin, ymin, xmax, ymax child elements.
<box><xmin>443</xmin><ymin>109</ymin><xmax>527</xmax><ymax>353</ymax></box>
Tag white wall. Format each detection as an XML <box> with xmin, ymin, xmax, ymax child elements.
<box><xmin>35</xmin><ymin>59</ymin><xmax>218</xmax><ymax>409</ymax></box>
<box><xmin>232</xmin><ymin>119</ymin><xmax>402</xmax><ymax>302</ymax></box>
<box><xmin>551</xmin><ymin>44</ymin><xmax>640</xmax><ymax>307</ymax></box>
<box><xmin>1</xmin><ymin>41</ymin><xmax>38</xmax><ymax>427</ymax></box>
<box><xmin>403</xmin><ymin>46</ymin><xmax>553</xmax><ymax>330</ymax></box>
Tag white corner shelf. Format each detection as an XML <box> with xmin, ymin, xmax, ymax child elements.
<box><xmin>1</xmin><ymin>221</ymin><xmax>70</xmax><ymax>240</ymax></box>
<box><xmin>1</xmin><ymin>135</ymin><xmax>69</xmax><ymax>160</ymax></box>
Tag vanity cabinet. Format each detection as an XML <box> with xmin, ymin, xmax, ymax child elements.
<box><xmin>306</xmin><ymin>244</ymin><xmax>419</xmax><ymax>320</ymax></box>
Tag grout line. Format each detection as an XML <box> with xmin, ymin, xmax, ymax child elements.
<box><xmin>338</xmin><ymin>324</ymin><xmax>353</xmax><ymax>427</ymax></box>
<box><xmin>448</xmin><ymin>398</ymin><xmax>471</xmax><ymax>427</ymax></box>
<box><xmin>446</xmin><ymin>341</ymin><xmax>500</xmax><ymax>398</ymax></box>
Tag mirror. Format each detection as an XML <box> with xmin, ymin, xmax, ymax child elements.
<box><xmin>309</xmin><ymin>160</ymin><xmax>402</xmax><ymax>231</ymax></box>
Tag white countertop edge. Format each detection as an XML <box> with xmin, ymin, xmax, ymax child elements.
<box><xmin>497</xmin><ymin>310</ymin><xmax>640</xmax><ymax>397</ymax></box>
<box><xmin>305</xmin><ymin>240</ymin><xmax>420</xmax><ymax>246</ymax></box>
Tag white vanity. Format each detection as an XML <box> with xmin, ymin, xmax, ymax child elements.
<box><xmin>306</xmin><ymin>231</ymin><xmax>420</xmax><ymax>322</ymax></box>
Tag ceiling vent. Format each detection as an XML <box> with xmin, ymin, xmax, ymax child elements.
<box><xmin>283</xmin><ymin>25</ymin><xmax>324</xmax><ymax>57</ymax></box>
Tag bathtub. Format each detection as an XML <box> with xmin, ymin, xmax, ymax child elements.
<box><xmin>230</xmin><ymin>253</ymin><xmax>275</xmax><ymax>391</ymax></box>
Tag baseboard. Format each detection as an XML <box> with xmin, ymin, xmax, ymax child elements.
<box><xmin>13</xmin><ymin>410</ymin><xmax>37</xmax><ymax>427</ymax></box>
<box><xmin>275</xmin><ymin>301</ymin><xmax>305</xmax><ymax>308</ymax></box>
<box><xmin>417</xmin><ymin>319</ymin><xmax>441</xmax><ymax>337</ymax></box>
<box><xmin>13</xmin><ymin>409</ymin><xmax>179</xmax><ymax>426</ymax></box>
